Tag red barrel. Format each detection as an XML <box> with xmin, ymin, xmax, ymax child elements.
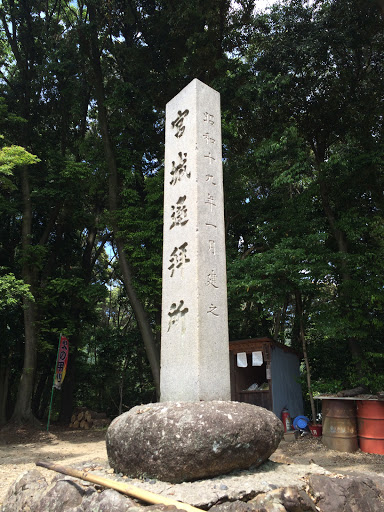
<box><xmin>357</xmin><ymin>400</ymin><xmax>384</xmax><ymax>455</ymax></box>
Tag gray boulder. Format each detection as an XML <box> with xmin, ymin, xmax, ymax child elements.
<box><xmin>210</xmin><ymin>486</ymin><xmax>318</xmax><ymax>512</ymax></box>
<box><xmin>308</xmin><ymin>473</ymin><xmax>384</xmax><ymax>512</ymax></box>
<box><xmin>1</xmin><ymin>472</ymin><xmax>90</xmax><ymax>512</ymax></box>
<box><xmin>70</xmin><ymin>488</ymin><xmax>136</xmax><ymax>511</ymax></box>
<box><xmin>1</xmin><ymin>469</ymin><xmax>48</xmax><ymax>512</ymax></box>
<box><xmin>106</xmin><ymin>400</ymin><xmax>284</xmax><ymax>483</ymax></box>
<box><xmin>0</xmin><ymin>470</ymin><xmax>182</xmax><ymax>512</ymax></box>
<box><xmin>37</xmin><ymin>477</ymin><xmax>89</xmax><ymax>512</ymax></box>
<box><xmin>249</xmin><ymin>486</ymin><xmax>318</xmax><ymax>512</ymax></box>
<box><xmin>209</xmin><ymin>502</ymin><xmax>260</xmax><ymax>511</ymax></box>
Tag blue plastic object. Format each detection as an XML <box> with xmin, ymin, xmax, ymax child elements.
<box><xmin>293</xmin><ymin>415</ymin><xmax>310</xmax><ymax>430</ymax></box>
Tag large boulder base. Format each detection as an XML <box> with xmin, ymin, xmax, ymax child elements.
<box><xmin>106</xmin><ymin>400</ymin><xmax>284</xmax><ymax>483</ymax></box>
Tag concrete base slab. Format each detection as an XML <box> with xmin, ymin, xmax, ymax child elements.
<box><xmin>90</xmin><ymin>460</ymin><xmax>330</xmax><ymax>509</ymax></box>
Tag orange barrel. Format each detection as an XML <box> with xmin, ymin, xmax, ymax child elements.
<box><xmin>322</xmin><ymin>399</ymin><xmax>358</xmax><ymax>452</ymax></box>
<box><xmin>357</xmin><ymin>400</ymin><xmax>384</xmax><ymax>455</ymax></box>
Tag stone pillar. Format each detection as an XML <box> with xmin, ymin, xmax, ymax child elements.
<box><xmin>161</xmin><ymin>79</ymin><xmax>230</xmax><ymax>402</ymax></box>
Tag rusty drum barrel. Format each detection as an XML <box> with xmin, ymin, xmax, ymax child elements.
<box><xmin>322</xmin><ymin>399</ymin><xmax>358</xmax><ymax>452</ymax></box>
<box><xmin>357</xmin><ymin>400</ymin><xmax>384</xmax><ymax>455</ymax></box>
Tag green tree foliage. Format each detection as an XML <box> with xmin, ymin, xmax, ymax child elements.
<box><xmin>0</xmin><ymin>143</ymin><xmax>40</xmax><ymax>186</ymax></box>
<box><xmin>0</xmin><ymin>0</ymin><xmax>383</xmax><ymax>425</ymax></box>
<box><xmin>0</xmin><ymin>128</ymin><xmax>39</xmax><ymax>424</ymax></box>
<box><xmin>225</xmin><ymin>0</ymin><xmax>384</xmax><ymax>396</ymax></box>
<box><xmin>77</xmin><ymin>284</ymin><xmax>156</xmax><ymax>417</ymax></box>
<box><xmin>74</xmin><ymin>0</ymin><xmax>254</xmax><ymax>394</ymax></box>
<box><xmin>0</xmin><ymin>0</ymin><xmax>112</xmax><ymax>423</ymax></box>
<box><xmin>0</xmin><ymin>270</ymin><xmax>34</xmax><ymax>310</ymax></box>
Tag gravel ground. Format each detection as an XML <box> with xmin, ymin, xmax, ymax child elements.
<box><xmin>1</xmin><ymin>425</ymin><xmax>383</xmax><ymax>508</ymax></box>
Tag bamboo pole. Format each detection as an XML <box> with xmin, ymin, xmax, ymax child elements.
<box><xmin>36</xmin><ymin>461</ymin><xmax>203</xmax><ymax>512</ymax></box>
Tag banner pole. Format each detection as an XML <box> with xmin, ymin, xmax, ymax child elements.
<box><xmin>47</xmin><ymin>333</ymin><xmax>62</xmax><ymax>432</ymax></box>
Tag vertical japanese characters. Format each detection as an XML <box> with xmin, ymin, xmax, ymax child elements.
<box><xmin>202</xmin><ymin>110</ymin><xmax>220</xmax><ymax>320</ymax></box>
<box><xmin>166</xmin><ymin>107</ymin><xmax>223</xmax><ymax>328</ymax></box>
<box><xmin>161</xmin><ymin>79</ymin><xmax>230</xmax><ymax>402</ymax></box>
<box><xmin>167</xmin><ymin>110</ymin><xmax>191</xmax><ymax>332</ymax></box>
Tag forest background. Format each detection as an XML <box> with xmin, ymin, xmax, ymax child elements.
<box><xmin>0</xmin><ymin>0</ymin><xmax>383</xmax><ymax>426</ymax></box>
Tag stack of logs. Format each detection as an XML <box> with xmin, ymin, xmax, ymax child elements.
<box><xmin>69</xmin><ymin>409</ymin><xmax>110</xmax><ymax>430</ymax></box>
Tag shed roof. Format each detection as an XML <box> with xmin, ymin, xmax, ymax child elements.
<box><xmin>229</xmin><ymin>337</ymin><xmax>300</xmax><ymax>357</ymax></box>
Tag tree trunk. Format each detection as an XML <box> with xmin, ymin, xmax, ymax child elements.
<box><xmin>295</xmin><ymin>291</ymin><xmax>317</xmax><ymax>424</ymax></box>
<box><xmin>114</xmin><ymin>238</ymin><xmax>160</xmax><ymax>394</ymax></box>
<box><xmin>11</xmin><ymin>166</ymin><xmax>40</xmax><ymax>424</ymax></box>
<box><xmin>0</xmin><ymin>354</ymin><xmax>11</xmax><ymax>425</ymax></box>
<box><xmin>32</xmin><ymin>371</ymin><xmax>50</xmax><ymax>419</ymax></box>
<box><xmin>86</xmin><ymin>5</ymin><xmax>160</xmax><ymax>395</ymax></box>
<box><xmin>3</xmin><ymin>3</ymin><xmax>41</xmax><ymax>423</ymax></box>
<box><xmin>316</xmin><ymin>161</ymin><xmax>363</xmax><ymax>371</ymax></box>
<box><xmin>118</xmin><ymin>376</ymin><xmax>124</xmax><ymax>416</ymax></box>
<box><xmin>272</xmin><ymin>308</ymin><xmax>282</xmax><ymax>340</ymax></box>
<box><xmin>11</xmin><ymin>297</ymin><xmax>39</xmax><ymax>423</ymax></box>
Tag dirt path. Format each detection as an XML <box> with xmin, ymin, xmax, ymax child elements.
<box><xmin>270</xmin><ymin>433</ymin><xmax>384</xmax><ymax>474</ymax></box>
<box><xmin>1</xmin><ymin>426</ymin><xmax>383</xmax><ymax>508</ymax></box>
<box><xmin>0</xmin><ymin>426</ymin><xmax>107</xmax><ymax>507</ymax></box>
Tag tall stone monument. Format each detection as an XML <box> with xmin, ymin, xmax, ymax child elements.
<box><xmin>160</xmin><ymin>79</ymin><xmax>231</xmax><ymax>402</ymax></box>
<box><xmin>106</xmin><ymin>80</ymin><xmax>284</xmax><ymax>483</ymax></box>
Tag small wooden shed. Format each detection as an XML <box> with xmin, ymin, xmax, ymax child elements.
<box><xmin>229</xmin><ymin>337</ymin><xmax>304</xmax><ymax>419</ymax></box>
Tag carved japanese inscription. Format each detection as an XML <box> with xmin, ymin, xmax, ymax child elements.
<box><xmin>167</xmin><ymin>300</ymin><xmax>189</xmax><ymax>331</ymax></box>
<box><xmin>161</xmin><ymin>79</ymin><xmax>230</xmax><ymax>402</ymax></box>
<box><xmin>171</xmin><ymin>109</ymin><xmax>189</xmax><ymax>138</ymax></box>
<box><xmin>168</xmin><ymin>242</ymin><xmax>190</xmax><ymax>277</ymax></box>
<box><xmin>170</xmin><ymin>196</ymin><xmax>189</xmax><ymax>229</ymax></box>
<box><xmin>170</xmin><ymin>152</ymin><xmax>189</xmax><ymax>185</ymax></box>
